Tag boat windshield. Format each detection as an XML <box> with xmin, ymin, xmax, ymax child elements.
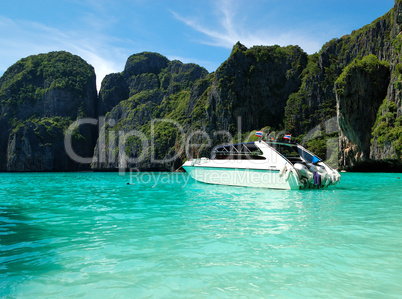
<box><xmin>268</xmin><ymin>143</ymin><xmax>320</xmax><ymax>164</ymax></box>
<box><xmin>296</xmin><ymin>146</ymin><xmax>318</xmax><ymax>163</ymax></box>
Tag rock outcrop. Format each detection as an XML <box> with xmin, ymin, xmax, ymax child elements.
<box><xmin>285</xmin><ymin>0</ymin><xmax>401</xmax><ymax>169</ymax></box>
<box><xmin>92</xmin><ymin>52</ymin><xmax>209</xmax><ymax>171</ymax></box>
<box><xmin>208</xmin><ymin>43</ymin><xmax>308</xmax><ymax>134</ymax></box>
<box><xmin>285</xmin><ymin>8</ymin><xmax>393</xmax><ymax>133</ymax></box>
<box><xmin>335</xmin><ymin>55</ymin><xmax>390</xmax><ymax>167</ymax></box>
<box><xmin>7</xmin><ymin>118</ymin><xmax>70</xmax><ymax>171</ymax></box>
<box><xmin>0</xmin><ymin>51</ymin><xmax>97</xmax><ymax>171</ymax></box>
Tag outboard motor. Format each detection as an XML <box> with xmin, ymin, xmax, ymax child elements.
<box><xmin>306</xmin><ymin>162</ymin><xmax>329</xmax><ymax>186</ymax></box>
<box><xmin>307</xmin><ymin>162</ymin><xmax>326</xmax><ymax>174</ymax></box>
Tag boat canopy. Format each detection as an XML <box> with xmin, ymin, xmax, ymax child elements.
<box><xmin>210</xmin><ymin>141</ymin><xmax>321</xmax><ymax>164</ymax></box>
<box><xmin>212</xmin><ymin>142</ymin><xmax>265</xmax><ymax>160</ymax></box>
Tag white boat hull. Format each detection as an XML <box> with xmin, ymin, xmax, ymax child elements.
<box><xmin>183</xmin><ymin>165</ymin><xmax>300</xmax><ymax>190</ymax></box>
<box><xmin>182</xmin><ymin>141</ymin><xmax>341</xmax><ymax>190</ymax></box>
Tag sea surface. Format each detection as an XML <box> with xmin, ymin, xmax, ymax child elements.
<box><xmin>0</xmin><ymin>172</ymin><xmax>401</xmax><ymax>298</ymax></box>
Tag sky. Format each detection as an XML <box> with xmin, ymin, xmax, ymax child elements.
<box><xmin>0</xmin><ymin>0</ymin><xmax>396</xmax><ymax>89</ymax></box>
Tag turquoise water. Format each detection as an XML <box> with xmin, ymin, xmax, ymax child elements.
<box><xmin>1</xmin><ymin>172</ymin><xmax>401</xmax><ymax>298</ymax></box>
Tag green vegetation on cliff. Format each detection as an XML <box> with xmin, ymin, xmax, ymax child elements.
<box><xmin>285</xmin><ymin>5</ymin><xmax>393</xmax><ymax>136</ymax></box>
<box><xmin>335</xmin><ymin>54</ymin><xmax>391</xmax><ymax>168</ymax></box>
<box><xmin>0</xmin><ymin>51</ymin><xmax>97</xmax><ymax>171</ymax></box>
<box><xmin>335</xmin><ymin>54</ymin><xmax>390</xmax><ymax>96</ymax></box>
<box><xmin>372</xmin><ymin>99</ymin><xmax>402</xmax><ymax>159</ymax></box>
<box><xmin>93</xmin><ymin>52</ymin><xmax>209</xmax><ymax>170</ymax></box>
<box><xmin>0</xmin><ymin>51</ymin><xmax>95</xmax><ymax>110</ymax></box>
<box><xmin>214</xmin><ymin>43</ymin><xmax>308</xmax><ymax>134</ymax></box>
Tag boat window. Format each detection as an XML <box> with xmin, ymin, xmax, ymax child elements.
<box><xmin>273</xmin><ymin>144</ymin><xmax>300</xmax><ymax>158</ymax></box>
<box><xmin>212</xmin><ymin>142</ymin><xmax>266</xmax><ymax>160</ymax></box>
<box><xmin>269</xmin><ymin>142</ymin><xmax>321</xmax><ymax>163</ymax></box>
<box><xmin>268</xmin><ymin>143</ymin><xmax>304</xmax><ymax>164</ymax></box>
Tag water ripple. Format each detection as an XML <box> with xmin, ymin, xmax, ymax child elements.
<box><xmin>0</xmin><ymin>172</ymin><xmax>401</xmax><ymax>297</ymax></box>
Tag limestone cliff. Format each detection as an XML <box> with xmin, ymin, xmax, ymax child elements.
<box><xmin>285</xmin><ymin>0</ymin><xmax>402</xmax><ymax>169</ymax></box>
<box><xmin>335</xmin><ymin>55</ymin><xmax>390</xmax><ymax>167</ymax></box>
<box><xmin>0</xmin><ymin>51</ymin><xmax>97</xmax><ymax>171</ymax></box>
<box><xmin>369</xmin><ymin>1</ymin><xmax>402</xmax><ymax>161</ymax></box>
<box><xmin>91</xmin><ymin>52</ymin><xmax>209</xmax><ymax>171</ymax></box>
<box><xmin>285</xmin><ymin>9</ymin><xmax>393</xmax><ymax>138</ymax></box>
<box><xmin>208</xmin><ymin>43</ymin><xmax>307</xmax><ymax>134</ymax></box>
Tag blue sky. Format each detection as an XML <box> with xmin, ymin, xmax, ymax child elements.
<box><xmin>0</xmin><ymin>0</ymin><xmax>395</xmax><ymax>89</ymax></box>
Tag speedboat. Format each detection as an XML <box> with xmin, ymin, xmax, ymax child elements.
<box><xmin>182</xmin><ymin>140</ymin><xmax>341</xmax><ymax>190</ymax></box>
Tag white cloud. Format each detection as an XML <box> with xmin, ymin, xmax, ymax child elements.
<box><xmin>0</xmin><ymin>16</ymin><xmax>127</xmax><ymax>90</ymax></box>
<box><xmin>170</xmin><ymin>10</ymin><xmax>235</xmax><ymax>49</ymax></box>
<box><xmin>171</xmin><ymin>1</ymin><xmax>323</xmax><ymax>54</ymax></box>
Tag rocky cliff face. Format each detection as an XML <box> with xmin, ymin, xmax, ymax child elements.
<box><xmin>285</xmin><ymin>9</ymin><xmax>394</xmax><ymax>138</ymax></box>
<box><xmin>208</xmin><ymin>43</ymin><xmax>307</xmax><ymax>134</ymax></box>
<box><xmin>0</xmin><ymin>51</ymin><xmax>97</xmax><ymax>171</ymax></box>
<box><xmin>335</xmin><ymin>0</ymin><xmax>402</xmax><ymax>166</ymax></box>
<box><xmin>369</xmin><ymin>0</ymin><xmax>402</xmax><ymax>161</ymax></box>
<box><xmin>335</xmin><ymin>55</ymin><xmax>390</xmax><ymax>167</ymax></box>
<box><xmin>285</xmin><ymin>0</ymin><xmax>402</xmax><ymax>169</ymax></box>
<box><xmin>7</xmin><ymin>118</ymin><xmax>69</xmax><ymax>171</ymax></box>
<box><xmin>92</xmin><ymin>52</ymin><xmax>209</xmax><ymax>171</ymax></box>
